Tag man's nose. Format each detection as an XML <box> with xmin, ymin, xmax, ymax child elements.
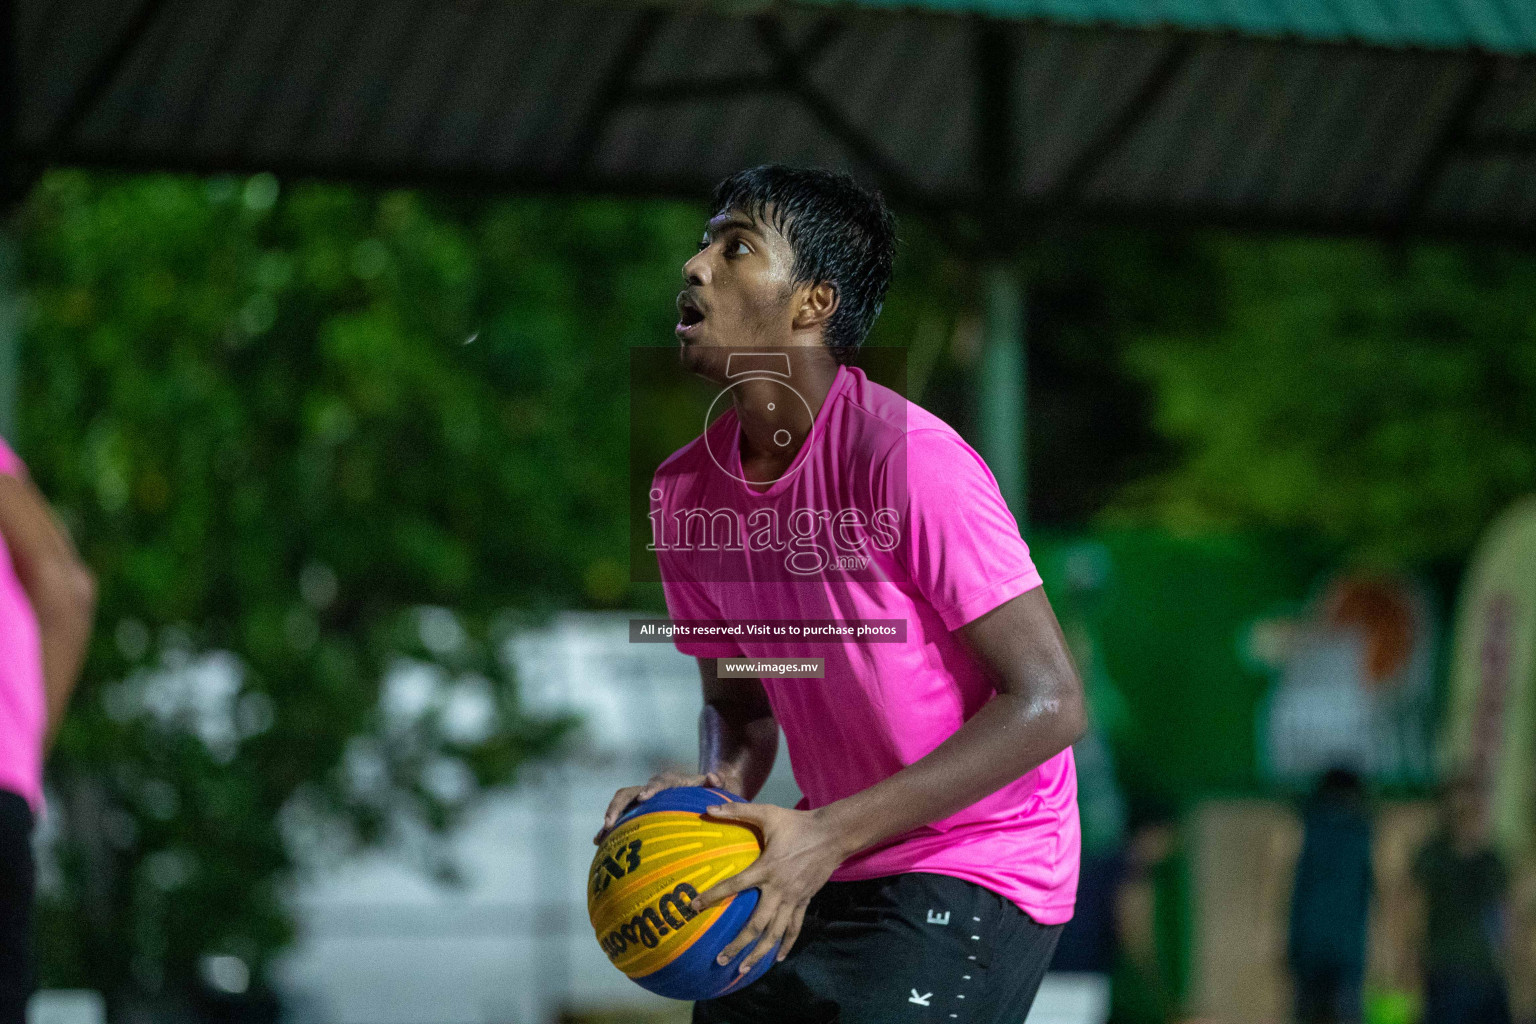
<box><xmin>683</xmin><ymin>250</ymin><xmax>709</xmax><ymax>286</ymax></box>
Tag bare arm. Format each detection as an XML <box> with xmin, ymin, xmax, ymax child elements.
<box><xmin>816</xmin><ymin>585</ymin><xmax>1087</xmax><ymax>856</ymax></box>
<box><xmin>697</xmin><ymin>658</ymin><xmax>778</xmax><ymax>800</ymax></box>
<box><xmin>0</xmin><ymin>471</ymin><xmax>97</xmax><ymax>748</ymax></box>
<box><xmin>694</xmin><ymin>585</ymin><xmax>1087</xmax><ymax>973</ymax></box>
<box><xmin>595</xmin><ymin>658</ymin><xmax>778</xmax><ymax>841</ymax></box>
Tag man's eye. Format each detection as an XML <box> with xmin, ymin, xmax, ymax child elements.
<box><xmin>732</xmin><ymin>241</ymin><xmax>750</xmax><ymax>256</ymax></box>
<box><xmin>697</xmin><ymin>239</ymin><xmax>709</xmax><ymax>252</ymax></box>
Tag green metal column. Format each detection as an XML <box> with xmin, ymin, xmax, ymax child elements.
<box><xmin>979</xmin><ymin>261</ymin><xmax>1027</xmax><ymax>526</ymax></box>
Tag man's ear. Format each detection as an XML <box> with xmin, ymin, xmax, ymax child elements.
<box><xmin>792</xmin><ymin>280</ymin><xmax>838</xmax><ymax>332</ymax></box>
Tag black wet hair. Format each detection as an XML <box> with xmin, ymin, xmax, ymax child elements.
<box><xmin>709</xmin><ymin>165</ymin><xmax>897</xmax><ymax>363</ymax></box>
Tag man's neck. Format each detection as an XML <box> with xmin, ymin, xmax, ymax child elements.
<box><xmin>732</xmin><ymin>352</ymin><xmax>841</xmax><ymax>483</ymax></box>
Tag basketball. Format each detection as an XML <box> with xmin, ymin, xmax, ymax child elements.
<box><xmin>587</xmin><ymin>786</ymin><xmax>778</xmax><ymax>1001</ymax></box>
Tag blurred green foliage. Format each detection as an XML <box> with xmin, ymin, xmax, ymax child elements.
<box><xmin>10</xmin><ymin>166</ymin><xmax>1536</xmax><ymax>1014</ymax></box>
<box><xmin>10</xmin><ymin>171</ymin><xmax>721</xmax><ymax>1003</ymax></box>
<box><xmin>1112</xmin><ymin>238</ymin><xmax>1536</xmax><ymax>566</ymax></box>
<box><xmin>10</xmin><ymin>169</ymin><xmax>972</xmax><ymax>1008</ymax></box>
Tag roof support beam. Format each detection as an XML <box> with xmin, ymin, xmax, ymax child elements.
<box><xmin>1049</xmin><ymin>36</ymin><xmax>1193</xmax><ymax>206</ymax></box>
<box><xmin>625</xmin><ymin>75</ymin><xmax>779</xmax><ymax>105</ymax></box>
<box><xmin>1400</xmin><ymin>54</ymin><xmax>1498</xmax><ymax>228</ymax></box>
<box><xmin>752</xmin><ymin>16</ymin><xmax>938</xmax><ymax>222</ymax></box>
<box><xmin>790</xmin><ymin>15</ymin><xmax>847</xmax><ymax>67</ymax></box>
<box><xmin>566</xmin><ymin>8</ymin><xmax>666</xmax><ymax>172</ymax></box>
<box><xmin>47</xmin><ymin>0</ymin><xmax>169</xmax><ymax>149</ymax></box>
<box><xmin>623</xmin><ymin>17</ymin><xmax>843</xmax><ymax>107</ymax></box>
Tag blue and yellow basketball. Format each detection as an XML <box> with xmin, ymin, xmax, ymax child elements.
<box><xmin>587</xmin><ymin>786</ymin><xmax>778</xmax><ymax>1000</ymax></box>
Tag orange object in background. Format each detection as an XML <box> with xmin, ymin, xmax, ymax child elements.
<box><xmin>1321</xmin><ymin>577</ymin><xmax>1418</xmax><ymax>688</ymax></box>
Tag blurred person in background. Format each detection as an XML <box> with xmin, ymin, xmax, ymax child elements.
<box><xmin>1051</xmin><ymin>542</ymin><xmax>1129</xmax><ymax>1002</ymax></box>
<box><xmin>1287</xmin><ymin>767</ymin><xmax>1374</xmax><ymax>1024</ymax></box>
<box><xmin>1112</xmin><ymin>797</ymin><xmax>1187</xmax><ymax>1024</ymax></box>
<box><xmin>0</xmin><ymin>436</ymin><xmax>97</xmax><ymax>1024</ymax></box>
<box><xmin>1412</xmin><ymin>775</ymin><xmax>1512</xmax><ymax>1024</ymax></box>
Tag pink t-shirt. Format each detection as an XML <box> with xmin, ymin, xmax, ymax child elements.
<box><xmin>652</xmin><ymin>364</ymin><xmax>1079</xmax><ymax>925</ymax></box>
<box><xmin>0</xmin><ymin>437</ymin><xmax>45</xmax><ymax>813</ymax></box>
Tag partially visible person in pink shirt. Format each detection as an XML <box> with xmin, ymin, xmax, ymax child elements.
<box><xmin>0</xmin><ymin>435</ymin><xmax>96</xmax><ymax>1024</ymax></box>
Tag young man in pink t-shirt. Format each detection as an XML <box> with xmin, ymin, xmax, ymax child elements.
<box><xmin>597</xmin><ymin>166</ymin><xmax>1085</xmax><ymax>1023</ymax></box>
<box><xmin>0</xmin><ymin>437</ymin><xmax>96</xmax><ymax>1024</ymax></box>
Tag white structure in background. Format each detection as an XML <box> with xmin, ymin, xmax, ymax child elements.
<box><xmin>1024</xmin><ymin>975</ymin><xmax>1111</xmax><ymax>1024</ymax></box>
<box><xmin>26</xmin><ymin>990</ymin><xmax>106</xmax><ymax>1024</ymax></box>
<box><xmin>1258</xmin><ymin>575</ymin><xmax>1437</xmax><ymax>787</ymax></box>
<box><xmin>274</xmin><ymin>611</ymin><xmax>1105</xmax><ymax>1024</ymax></box>
<box><xmin>274</xmin><ymin>611</ymin><xmax>802</xmax><ymax>1024</ymax></box>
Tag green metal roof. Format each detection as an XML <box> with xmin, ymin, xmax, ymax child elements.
<box><xmin>806</xmin><ymin>0</ymin><xmax>1536</xmax><ymax>53</ymax></box>
<box><xmin>10</xmin><ymin>1</ymin><xmax>1536</xmax><ymax>242</ymax></box>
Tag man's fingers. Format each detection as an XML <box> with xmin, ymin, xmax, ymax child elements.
<box><xmin>595</xmin><ymin>786</ymin><xmax>645</xmax><ymax>842</ymax></box>
<box><xmin>714</xmin><ymin>895</ymin><xmax>777</xmax><ymax>965</ymax></box>
<box><xmin>634</xmin><ymin>770</ymin><xmax>693</xmax><ymax>803</ymax></box>
<box><xmin>775</xmin><ymin>903</ymin><xmax>807</xmax><ymax>962</ymax></box>
<box><xmin>703</xmin><ymin>799</ymin><xmax>766</xmax><ymax>821</ymax></box>
<box><xmin>603</xmin><ymin>786</ymin><xmax>643</xmax><ymax>823</ymax></box>
<box><xmin>692</xmin><ymin>865</ymin><xmax>760</xmax><ymax>913</ymax></box>
<box><xmin>738</xmin><ymin>901</ymin><xmax>795</xmax><ymax>974</ymax></box>
<box><xmin>594</xmin><ymin>772</ymin><xmax>725</xmax><ymax>844</ymax></box>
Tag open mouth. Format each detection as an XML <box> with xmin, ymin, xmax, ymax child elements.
<box><xmin>676</xmin><ymin>293</ymin><xmax>705</xmax><ymax>336</ymax></box>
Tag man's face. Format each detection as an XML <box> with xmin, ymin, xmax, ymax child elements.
<box><xmin>676</xmin><ymin>206</ymin><xmax>803</xmax><ymax>381</ymax></box>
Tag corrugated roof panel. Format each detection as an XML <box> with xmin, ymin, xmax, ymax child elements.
<box><xmin>93</xmin><ymin>7</ymin><xmax>204</xmax><ymax>150</ymax></box>
<box><xmin>1221</xmin><ymin>46</ymin><xmax>1321</xmax><ymax>214</ymax></box>
<box><xmin>77</xmin><ymin>0</ymin><xmax>220</xmax><ymax>151</ymax></box>
<box><xmin>354</xmin><ymin>1</ymin><xmax>489</xmax><ymax>170</ymax></box>
<box><xmin>1299</xmin><ymin>51</ymin><xmax>1400</xmax><ymax>214</ymax></box>
<box><xmin>798</xmin><ymin>0</ymin><xmax>1536</xmax><ymax>52</ymax></box>
<box><xmin>170</xmin><ymin>0</ymin><xmax>269</xmax><ymax>155</ymax></box>
<box><xmin>817</xmin><ymin>17</ymin><xmax>979</xmax><ymax>195</ymax></box>
<box><xmin>227</xmin><ymin>2</ymin><xmax>369</xmax><ymax>166</ymax></box>
<box><xmin>1328</xmin><ymin>54</ymin><xmax>1457</xmax><ymax>216</ymax></box>
<box><xmin>1018</xmin><ymin>28</ymin><xmax>1172</xmax><ymax>196</ymax></box>
<box><xmin>15</xmin><ymin>0</ymin><xmax>1536</xmax><ymax>240</ymax></box>
<box><xmin>474</xmin><ymin>4</ymin><xmax>623</xmax><ymax>176</ymax></box>
<box><xmin>1426</xmin><ymin>156</ymin><xmax>1509</xmax><ymax>226</ymax></box>
<box><xmin>1267</xmin><ymin>49</ymin><xmax>1380</xmax><ymax>214</ymax></box>
<box><xmin>1516</xmin><ymin>159</ymin><xmax>1536</xmax><ymax>224</ymax></box>
<box><xmin>1185</xmin><ymin>41</ymin><xmax>1296</xmax><ymax>208</ymax></box>
<box><xmin>600</xmin><ymin>93</ymin><xmax>858</xmax><ymax>184</ymax></box>
<box><xmin>1131</xmin><ymin>39</ymin><xmax>1236</xmax><ymax>207</ymax></box>
<box><xmin>179</xmin><ymin>0</ymin><xmax>304</xmax><ymax>157</ymax></box>
<box><xmin>428</xmin><ymin>4</ymin><xmax>584</xmax><ymax>171</ymax></box>
<box><xmin>301</xmin><ymin>0</ymin><xmax>430</xmax><ymax>166</ymax></box>
<box><xmin>1203</xmin><ymin>43</ymin><xmax>1300</xmax><ymax>211</ymax></box>
<box><xmin>1471</xmin><ymin>63</ymin><xmax>1536</xmax><ymax>136</ymax></box>
<box><xmin>633</xmin><ymin>10</ymin><xmax>778</xmax><ymax>84</ymax></box>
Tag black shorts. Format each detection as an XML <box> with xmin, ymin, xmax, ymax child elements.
<box><xmin>0</xmin><ymin>790</ymin><xmax>34</xmax><ymax>1024</ymax></box>
<box><xmin>693</xmin><ymin>872</ymin><xmax>1062</xmax><ymax>1024</ymax></box>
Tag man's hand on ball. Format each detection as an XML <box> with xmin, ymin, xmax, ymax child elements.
<box><xmin>593</xmin><ymin>769</ymin><xmax>732</xmax><ymax>844</ymax></box>
<box><xmin>689</xmin><ymin>803</ymin><xmax>848</xmax><ymax>973</ymax></box>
